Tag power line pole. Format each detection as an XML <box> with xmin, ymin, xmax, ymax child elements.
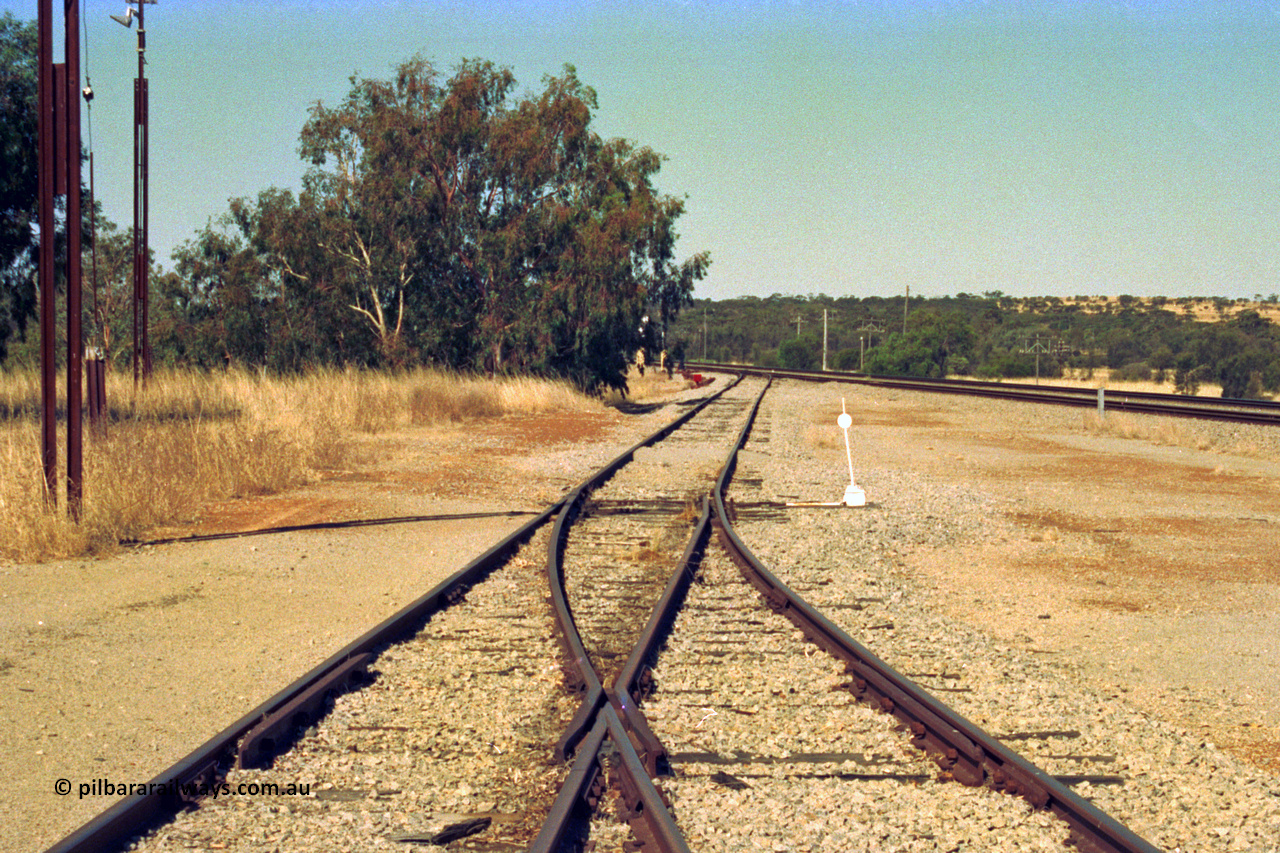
<box><xmin>1019</xmin><ymin>335</ymin><xmax>1052</xmax><ymax>385</ymax></box>
<box><xmin>822</xmin><ymin>308</ymin><xmax>840</xmax><ymax>371</ymax></box>
<box><xmin>112</xmin><ymin>0</ymin><xmax>154</xmax><ymax>385</ymax></box>
<box><xmin>856</xmin><ymin>320</ymin><xmax>883</xmax><ymax>372</ymax></box>
<box><xmin>822</xmin><ymin>309</ymin><xmax>828</xmax><ymax>371</ymax></box>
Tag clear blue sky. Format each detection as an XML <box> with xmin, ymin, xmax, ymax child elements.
<box><xmin>7</xmin><ymin>0</ymin><xmax>1280</xmax><ymax>301</ymax></box>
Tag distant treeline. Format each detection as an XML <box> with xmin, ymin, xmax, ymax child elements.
<box><xmin>667</xmin><ymin>293</ymin><xmax>1280</xmax><ymax>399</ymax></box>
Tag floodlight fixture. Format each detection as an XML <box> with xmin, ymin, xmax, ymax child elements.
<box><xmin>110</xmin><ymin>8</ymin><xmax>135</xmax><ymax>27</ymax></box>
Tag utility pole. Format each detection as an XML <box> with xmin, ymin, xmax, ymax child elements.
<box><xmin>822</xmin><ymin>309</ymin><xmax>828</xmax><ymax>371</ymax></box>
<box><xmin>856</xmin><ymin>320</ymin><xmax>883</xmax><ymax>372</ymax></box>
<box><xmin>1020</xmin><ymin>336</ymin><xmax>1052</xmax><ymax>385</ymax></box>
<box><xmin>903</xmin><ymin>285</ymin><xmax>909</xmax><ymax>334</ymax></box>
<box><xmin>791</xmin><ymin>314</ymin><xmax>803</xmax><ymax>337</ymax></box>
<box><xmin>821</xmin><ymin>308</ymin><xmax>840</xmax><ymax>371</ymax></box>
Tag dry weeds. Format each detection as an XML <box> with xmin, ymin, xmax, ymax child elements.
<box><xmin>1006</xmin><ymin>366</ymin><xmax>1264</xmax><ymax>399</ymax></box>
<box><xmin>1079</xmin><ymin>411</ymin><xmax>1214</xmax><ymax>451</ymax></box>
<box><xmin>601</xmin><ymin>367</ymin><xmax>697</xmax><ymax>407</ymax></box>
<box><xmin>1</xmin><ymin>367</ymin><xmax>599</xmax><ymax>563</ymax></box>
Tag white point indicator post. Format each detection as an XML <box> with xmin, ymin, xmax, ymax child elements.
<box><xmin>838</xmin><ymin>398</ymin><xmax>866</xmax><ymax>506</ymax></box>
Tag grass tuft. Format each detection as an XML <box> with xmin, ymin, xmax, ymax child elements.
<box><xmin>1080</xmin><ymin>411</ymin><xmax>1211</xmax><ymax>451</ymax></box>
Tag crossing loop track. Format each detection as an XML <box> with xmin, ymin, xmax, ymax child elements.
<box><xmin>685</xmin><ymin>361</ymin><xmax>1280</xmax><ymax>426</ymax></box>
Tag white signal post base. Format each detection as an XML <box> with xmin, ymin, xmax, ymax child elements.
<box><xmin>838</xmin><ymin>398</ymin><xmax>866</xmax><ymax>507</ymax></box>
<box><xmin>783</xmin><ymin>398</ymin><xmax>868</xmax><ymax>509</ymax></box>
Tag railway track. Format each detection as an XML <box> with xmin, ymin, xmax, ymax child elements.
<box><xmin>684</xmin><ymin>361</ymin><xmax>1280</xmax><ymax>426</ymax></box>
<box><xmin>48</xmin><ymin>376</ymin><xmax>756</xmax><ymax>853</ymax></box>
<box><xmin>49</xmin><ymin>370</ymin><xmax>1275</xmax><ymax>852</ymax></box>
<box><xmin>533</xmin><ymin>379</ymin><xmax>1165</xmax><ymax>852</ymax></box>
<box><xmin>129</xmin><ymin>524</ymin><xmax>574</xmax><ymax>850</ymax></box>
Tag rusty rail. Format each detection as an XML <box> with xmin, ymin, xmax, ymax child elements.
<box><xmin>708</xmin><ymin>379</ymin><xmax>1163</xmax><ymax>853</ymax></box>
<box><xmin>45</xmin><ymin>503</ymin><xmax>557</xmax><ymax>853</ymax></box>
<box><xmin>687</xmin><ymin>360</ymin><xmax>1280</xmax><ymax>425</ymax></box>
<box><xmin>547</xmin><ymin>378</ymin><xmax>738</xmax><ymax>763</ymax></box>
<box><xmin>540</xmin><ymin>383</ymin><xmax>739</xmax><ymax>851</ymax></box>
<box><xmin>528</xmin><ymin>717</ymin><xmax>609</xmax><ymax>853</ymax></box>
<box><xmin>46</xmin><ymin>377</ymin><xmax>733</xmax><ymax>853</ymax></box>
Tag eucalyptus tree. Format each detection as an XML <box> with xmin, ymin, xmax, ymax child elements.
<box><xmin>294</xmin><ymin>56</ymin><xmax>708</xmax><ymax>388</ymax></box>
<box><xmin>0</xmin><ymin>13</ymin><xmax>37</xmax><ymax>359</ymax></box>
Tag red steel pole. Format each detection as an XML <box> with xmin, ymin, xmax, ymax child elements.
<box><xmin>138</xmin><ymin>3</ymin><xmax>150</xmax><ymax>379</ymax></box>
<box><xmin>65</xmin><ymin>0</ymin><xmax>84</xmax><ymax>517</ymax></box>
<box><xmin>37</xmin><ymin>0</ymin><xmax>57</xmax><ymax>503</ymax></box>
<box><xmin>131</xmin><ymin>83</ymin><xmax>140</xmax><ymax>386</ymax></box>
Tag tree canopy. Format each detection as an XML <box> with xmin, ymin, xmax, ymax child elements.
<box><xmin>0</xmin><ymin>13</ymin><xmax>38</xmax><ymax>360</ymax></box>
<box><xmin>165</xmin><ymin>57</ymin><xmax>707</xmax><ymax>390</ymax></box>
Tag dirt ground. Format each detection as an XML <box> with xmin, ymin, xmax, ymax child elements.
<box><xmin>4</xmin><ymin>380</ymin><xmax>1279</xmax><ymax>851</ymax></box>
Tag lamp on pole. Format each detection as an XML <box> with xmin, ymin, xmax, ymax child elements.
<box><xmin>111</xmin><ymin>1</ymin><xmax>154</xmax><ymax>385</ymax></box>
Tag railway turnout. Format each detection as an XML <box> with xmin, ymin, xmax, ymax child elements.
<box><xmin>47</xmin><ymin>370</ymin><xmax>1278</xmax><ymax>852</ymax></box>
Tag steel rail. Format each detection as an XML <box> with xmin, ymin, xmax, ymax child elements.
<box><xmin>540</xmin><ymin>389</ymin><xmax>743</xmax><ymax>852</ymax></box>
<box><xmin>528</xmin><ymin>717</ymin><xmax>609</xmax><ymax>853</ymax></box>
<box><xmin>687</xmin><ymin>361</ymin><xmax>1280</xmax><ymax>425</ymax></box>
<box><xmin>708</xmin><ymin>381</ymin><xmax>1163</xmax><ymax>853</ymax></box>
<box><xmin>127</xmin><ymin>509</ymin><xmax>539</xmax><ymax>546</ymax></box>
<box><xmin>611</xmin><ymin>494</ymin><xmax>713</xmax><ymax>772</ymax></box>
<box><xmin>45</xmin><ymin>505</ymin><xmax>559</xmax><ymax>853</ymax></box>
<box><xmin>536</xmin><ymin>496</ymin><xmax>720</xmax><ymax>853</ymax></box>
<box><xmin>44</xmin><ymin>378</ymin><xmax>731</xmax><ymax>853</ymax></box>
<box><xmin>547</xmin><ymin>377</ymin><xmax>740</xmax><ymax>763</ymax></box>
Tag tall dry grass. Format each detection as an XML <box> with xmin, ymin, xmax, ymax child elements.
<box><xmin>1</xmin><ymin>367</ymin><xmax>598</xmax><ymax>563</ymax></box>
<box><xmin>1079</xmin><ymin>410</ymin><xmax>1214</xmax><ymax>451</ymax></box>
<box><xmin>1005</xmin><ymin>367</ymin><xmax>1229</xmax><ymax>398</ymax></box>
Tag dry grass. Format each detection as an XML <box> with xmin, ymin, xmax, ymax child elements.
<box><xmin>1080</xmin><ymin>410</ymin><xmax>1269</xmax><ymax>459</ymax></box>
<box><xmin>1080</xmin><ymin>411</ymin><xmax>1213</xmax><ymax>451</ymax></box>
<box><xmin>601</xmin><ymin>367</ymin><xmax>697</xmax><ymax>407</ymax></box>
<box><xmin>989</xmin><ymin>367</ymin><xmax>1229</xmax><ymax>398</ymax></box>
<box><xmin>1</xmin><ymin>367</ymin><xmax>598</xmax><ymax>563</ymax></box>
<box><xmin>409</xmin><ymin>371</ymin><xmax>593</xmax><ymax>424</ymax></box>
